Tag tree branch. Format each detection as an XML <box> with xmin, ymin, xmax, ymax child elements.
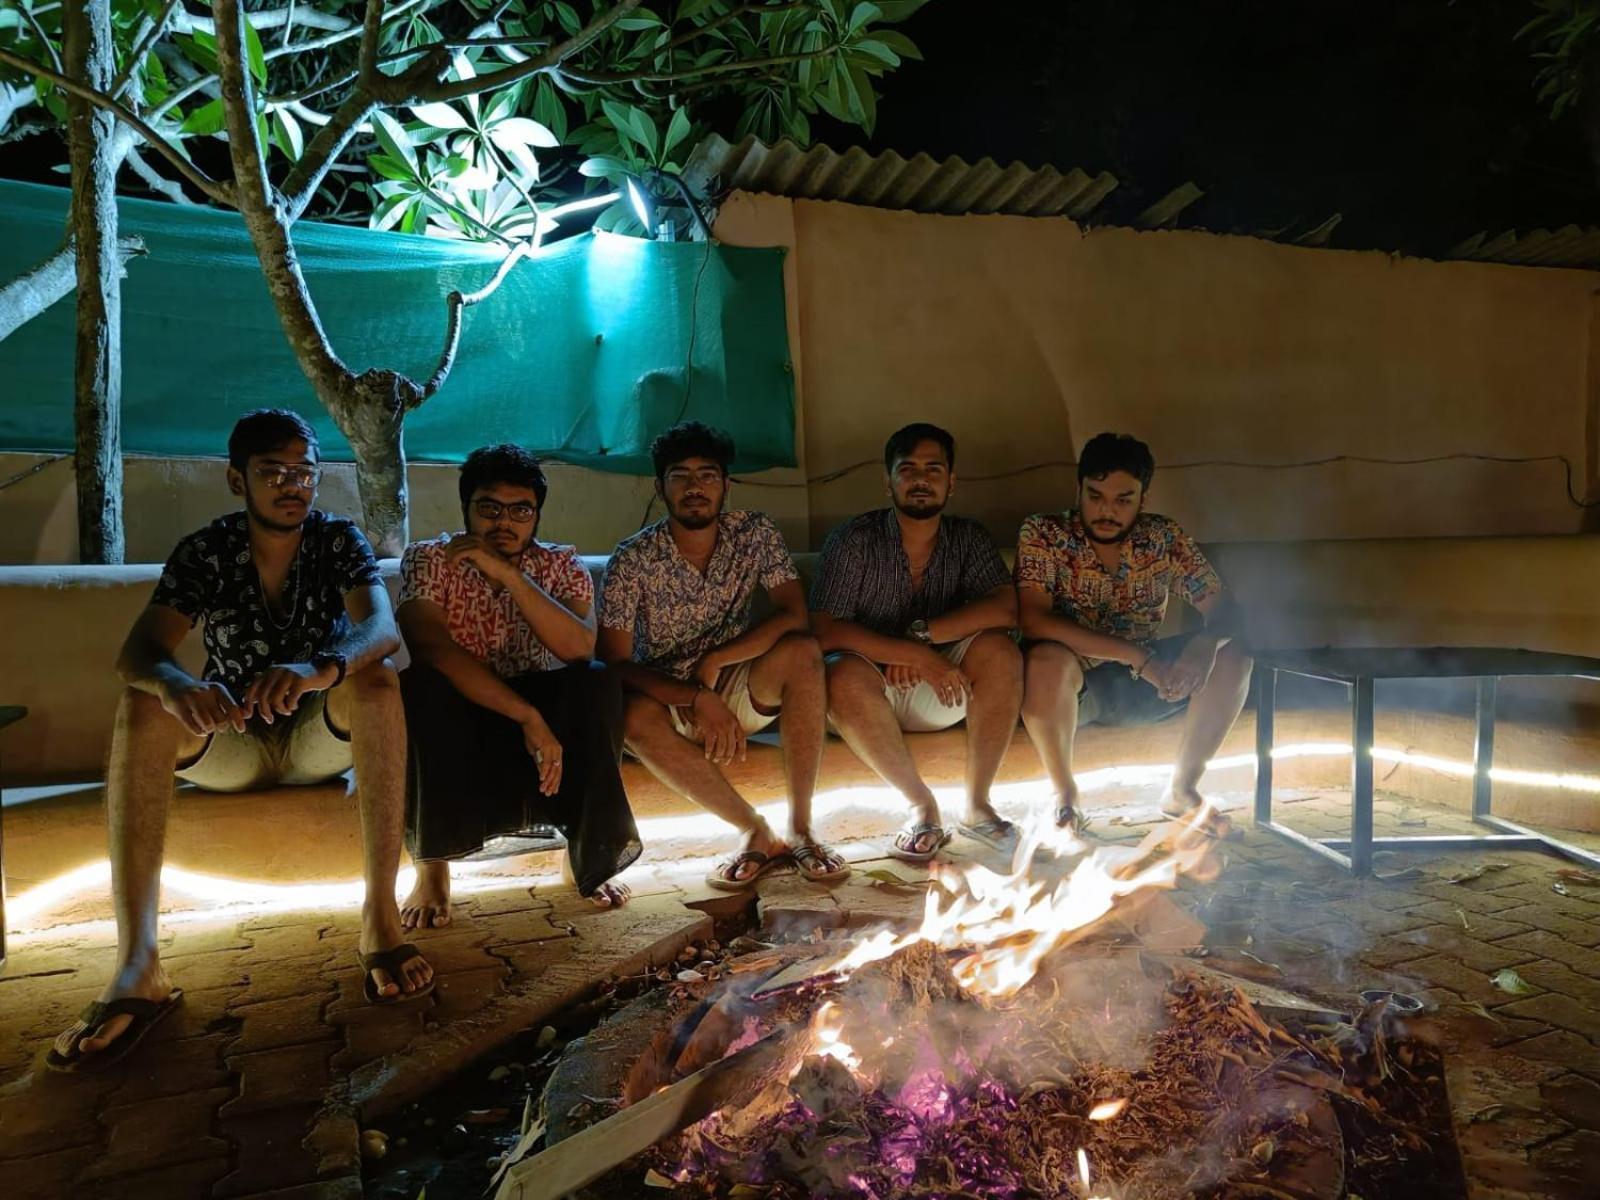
<box><xmin>20</xmin><ymin>5</ymin><xmax>65</xmax><ymax>75</ymax></box>
<box><xmin>111</xmin><ymin>0</ymin><xmax>181</xmax><ymax>100</ymax></box>
<box><xmin>265</xmin><ymin>0</ymin><xmax>432</xmax><ymax>62</ymax></box>
<box><xmin>660</xmin><ymin>1</ymin><xmax>810</xmax><ymax>57</ymax></box>
<box><xmin>563</xmin><ymin>46</ymin><xmax>839</xmax><ymax>86</ymax></box>
<box><xmin>422</xmin><ymin>242</ymin><xmax>531</xmax><ymax>401</ymax></box>
<box><xmin>174</xmin><ymin>5</ymin><xmax>352</xmax><ymax>36</ymax></box>
<box><xmin>0</xmin><ymin>235</ymin><xmax>144</xmax><ymax>343</ymax></box>
<box><xmin>359</xmin><ymin>0</ymin><xmax>386</xmax><ymax>91</ymax></box>
<box><xmin>415</xmin><ymin>0</ymin><xmax>645</xmax><ymax>103</ymax></box>
<box><xmin>281</xmin><ymin>89</ymin><xmax>375</xmax><ymax>222</ymax></box>
<box><xmin>0</xmin><ymin>45</ymin><xmax>233</xmax><ymax>204</ymax></box>
<box><xmin>125</xmin><ymin>145</ymin><xmax>193</xmax><ymax>203</ymax></box>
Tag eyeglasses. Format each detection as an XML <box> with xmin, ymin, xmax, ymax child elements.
<box><xmin>254</xmin><ymin>464</ymin><xmax>322</xmax><ymax>490</ymax></box>
<box><xmin>474</xmin><ymin>499</ymin><xmax>538</xmax><ymax>524</ymax></box>
<box><xmin>664</xmin><ymin>467</ymin><xmax>725</xmax><ymax>488</ymax></box>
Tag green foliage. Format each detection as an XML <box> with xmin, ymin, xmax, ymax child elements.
<box><xmin>1520</xmin><ymin>0</ymin><xmax>1600</xmax><ymax>119</ymax></box>
<box><xmin>0</xmin><ymin>1</ymin><xmax>926</xmax><ymax>243</ymax></box>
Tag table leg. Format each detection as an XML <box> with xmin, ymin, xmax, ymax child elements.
<box><xmin>1254</xmin><ymin>667</ymin><xmax>1276</xmax><ymax>825</ymax></box>
<box><xmin>1350</xmin><ymin>676</ymin><xmax>1375</xmax><ymax>876</ymax></box>
<box><xmin>1473</xmin><ymin>677</ymin><xmax>1497</xmax><ymax>820</ymax></box>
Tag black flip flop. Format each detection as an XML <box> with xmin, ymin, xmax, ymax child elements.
<box><xmin>45</xmin><ymin>988</ymin><xmax>185</xmax><ymax>1073</ymax></box>
<box><xmin>705</xmin><ymin>849</ymin><xmax>784</xmax><ymax>891</ymax></box>
<box><xmin>360</xmin><ymin>943</ymin><xmax>435</xmax><ymax>1005</ymax></box>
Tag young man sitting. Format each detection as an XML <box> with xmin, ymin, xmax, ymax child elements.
<box><xmin>810</xmin><ymin>423</ymin><xmax>1023</xmax><ymax>861</ymax></box>
<box><xmin>51</xmin><ymin>410</ymin><xmax>430</xmax><ymax>1073</ymax></box>
<box><xmin>1017</xmin><ymin>432</ymin><xmax>1252</xmax><ymax>836</ymax></box>
<box><xmin>396</xmin><ymin>445</ymin><xmax>640</xmax><ymax>929</ymax></box>
<box><xmin>599</xmin><ymin>421</ymin><xmax>846</xmax><ymax>890</ymax></box>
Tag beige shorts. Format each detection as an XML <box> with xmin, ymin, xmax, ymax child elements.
<box><xmin>829</xmin><ymin>632</ymin><xmax>980</xmax><ymax>734</ymax></box>
<box><xmin>669</xmin><ymin>660</ymin><xmax>778</xmax><ymax>742</ymax></box>
<box><xmin>176</xmin><ymin>692</ymin><xmax>352</xmax><ymax>792</ymax></box>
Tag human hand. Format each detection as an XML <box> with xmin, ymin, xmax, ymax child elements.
<box><xmin>885</xmin><ymin>663</ymin><xmax>924</xmax><ymax>691</ymax></box>
<box><xmin>242</xmin><ymin>662</ymin><xmax>333</xmax><ymax>724</ymax></box>
<box><xmin>692</xmin><ymin>688</ymin><xmax>747</xmax><ymax>766</ymax></box>
<box><xmin>1162</xmin><ymin>639</ymin><xmax>1218</xmax><ymax>700</ymax></box>
<box><xmin>161</xmin><ymin>677</ymin><xmax>247</xmax><ymax>736</ymax></box>
<box><xmin>520</xmin><ymin>712</ymin><xmax>563</xmax><ymax>796</ymax></box>
<box><xmin>917</xmin><ymin>647</ymin><xmax>972</xmax><ymax>707</ymax></box>
<box><xmin>446</xmin><ymin>534</ymin><xmax>517</xmax><ymax>585</ymax></box>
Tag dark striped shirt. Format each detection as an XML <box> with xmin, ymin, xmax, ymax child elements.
<box><xmin>809</xmin><ymin>509</ymin><xmax>1013</xmax><ymax>635</ymax></box>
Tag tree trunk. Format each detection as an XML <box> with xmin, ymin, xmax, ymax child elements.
<box><xmin>64</xmin><ymin>0</ymin><xmax>125</xmax><ymax>564</ymax></box>
<box><xmin>340</xmin><ymin>377</ymin><xmax>412</xmax><ymax>557</ymax></box>
<box><xmin>0</xmin><ymin>235</ymin><xmax>142</xmax><ymax>343</ymax></box>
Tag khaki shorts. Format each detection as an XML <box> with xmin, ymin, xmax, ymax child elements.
<box><xmin>176</xmin><ymin>692</ymin><xmax>352</xmax><ymax>792</ymax></box>
<box><xmin>829</xmin><ymin>632</ymin><xmax>980</xmax><ymax>734</ymax></box>
<box><xmin>669</xmin><ymin>660</ymin><xmax>777</xmax><ymax>742</ymax></box>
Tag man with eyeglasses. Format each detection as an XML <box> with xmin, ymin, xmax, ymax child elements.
<box><xmin>51</xmin><ymin>409</ymin><xmax>430</xmax><ymax>1074</ymax></box>
<box><xmin>396</xmin><ymin>445</ymin><xmax>640</xmax><ymax>930</ymax></box>
<box><xmin>599</xmin><ymin>421</ymin><xmax>843</xmax><ymax>891</ymax></box>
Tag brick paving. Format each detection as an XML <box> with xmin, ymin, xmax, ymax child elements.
<box><xmin>2</xmin><ymin>767</ymin><xmax>1599</xmax><ymax>1196</ymax></box>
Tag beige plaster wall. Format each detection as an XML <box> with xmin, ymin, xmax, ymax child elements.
<box><xmin>710</xmin><ymin>194</ymin><xmax>1600</xmax><ymax>548</ymax></box>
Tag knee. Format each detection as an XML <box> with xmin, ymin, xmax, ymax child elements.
<box><xmin>825</xmin><ymin>654</ymin><xmax>882</xmax><ymax>708</ymax></box>
<box><xmin>348</xmin><ymin>656</ymin><xmax>400</xmax><ymax>695</ymax></box>
<box><xmin>119</xmin><ymin>684</ymin><xmax>167</xmax><ymax>724</ymax></box>
<box><xmin>776</xmin><ymin>630</ymin><xmax>823</xmax><ymax>674</ymax></box>
<box><xmin>1214</xmin><ymin>642</ymin><xmax>1253</xmax><ymax>683</ymax></box>
<box><xmin>1024</xmin><ymin>642</ymin><xmax>1081</xmax><ymax>696</ymax></box>
<box><xmin>965</xmin><ymin>632</ymin><xmax>1023</xmax><ymax>686</ymax></box>
<box><xmin>622</xmin><ymin>694</ymin><xmax>670</xmax><ymax>744</ymax></box>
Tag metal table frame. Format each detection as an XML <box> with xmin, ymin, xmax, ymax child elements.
<box><xmin>1252</xmin><ymin>649</ymin><xmax>1600</xmax><ymax>877</ymax></box>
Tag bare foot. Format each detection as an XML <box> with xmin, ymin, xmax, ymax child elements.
<box><xmin>362</xmin><ymin>903</ymin><xmax>433</xmax><ymax>999</ymax></box>
<box><xmin>588</xmin><ymin>880</ymin><xmax>632</xmax><ymax>908</ymax></box>
<box><xmin>400</xmin><ymin>860</ymin><xmax>452</xmax><ymax>930</ymax></box>
<box><xmin>52</xmin><ymin>957</ymin><xmax>174</xmax><ymax>1062</ymax></box>
<box><xmin>1160</xmin><ymin>785</ymin><xmax>1235</xmax><ymax>838</ymax></box>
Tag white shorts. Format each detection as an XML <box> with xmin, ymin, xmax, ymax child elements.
<box><xmin>669</xmin><ymin>660</ymin><xmax>778</xmax><ymax>742</ymax></box>
<box><xmin>830</xmin><ymin>632</ymin><xmax>980</xmax><ymax>734</ymax></box>
<box><xmin>176</xmin><ymin>692</ymin><xmax>352</xmax><ymax>792</ymax></box>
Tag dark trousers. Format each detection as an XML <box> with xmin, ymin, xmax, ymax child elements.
<box><xmin>400</xmin><ymin>661</ymin><xmax>641</xmax><ymax>896</ymax></box>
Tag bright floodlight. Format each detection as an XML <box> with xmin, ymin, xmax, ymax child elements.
<box><xmin>627</xmin><ymin>178</ymin><xmax>651</xmax><ymax>229</ymax></box>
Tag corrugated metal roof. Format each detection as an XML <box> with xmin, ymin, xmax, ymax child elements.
<box><xmin>683</xmin><ymin>133</ymin><xmax>1131</xmax><ymax>220</ymax></box>
<box><xmin>1448</xmin><ymin>226</ymin><xmax>1600</xmax><ymax>270</ymax></box>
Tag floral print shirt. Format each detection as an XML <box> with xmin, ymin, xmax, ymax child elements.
<box><xmin>398</xmin><ymin>534</ymin><xmax>594</xmax><ymax>678</ymax></box>
<box><xmin>1015</xmin><ymin>510</ymin><xmax>1222</xmax><ymax>650</ymax></box>
<box><xmin>151</xmin><ymin>510</ymin><xmax>380</xmax><ymax>694</ymax></box>
<box><xmin>599</xmin><ymin>510</ymin><xmax>798</xmax><ymax>680</ymax></box>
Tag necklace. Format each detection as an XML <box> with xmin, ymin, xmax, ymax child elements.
<box><xmin>257</xmin><ymin>552</ymin><xmax>303</xmax><ymax>632</ymax></box>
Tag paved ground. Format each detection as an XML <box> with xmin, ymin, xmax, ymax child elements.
<box><xmin>2</xmin><ymin>727</ymin><xmax>1599</xmax><ymax>1197</ymax></box>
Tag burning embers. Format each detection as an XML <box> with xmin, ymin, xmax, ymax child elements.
<box><xmin>548</xmin><ymin>805</ymin><xmax>1463</xmax><ymax>1198</ymax></box>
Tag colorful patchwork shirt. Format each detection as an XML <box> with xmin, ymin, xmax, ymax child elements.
<box><xmin>1014</xmin><ymin>510</ymin><xmax>1223</xmax><ymax>649</ymax></box>
<box><xmin>599</xmin><ymin>510</ymin><xmax>798</xmax><ymax>680</ymax></box>
<box><xmin>398</xmin><ymin>534</ymin><xmax>593</xmax><ymax>678</ymax></box>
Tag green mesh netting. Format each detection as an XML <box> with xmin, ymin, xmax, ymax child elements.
<box><xmin>0</xmin><ymin>179</ymin><xmax>795</xmax><ymax>472</ymax></box>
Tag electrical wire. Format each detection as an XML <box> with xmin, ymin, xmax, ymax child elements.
<box><xmin>732</xmin><ymin>451</ymin><xmax>1600</xmax><ymax>508</ymax></box>
<box><xmin>0</xmin><ymin>452</ymin><xmax>70</xmax><ymax>492</ymax></box>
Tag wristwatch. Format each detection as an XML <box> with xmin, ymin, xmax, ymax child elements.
<box><xmin>312</xmin><ymin>650</ymin><xmax>348</xmax><ymax>688</ymax></box>
<box><xmin>906</xmin><ymin>619</ymin><xmax>933</xmax><ymax>644</ymax></box>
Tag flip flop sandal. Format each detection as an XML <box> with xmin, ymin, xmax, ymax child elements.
<box><xmin>45</xmin><ymin>988</ymin><xmax>185</xmax><ymax>1073</ymax></box>
<box><xmin>957</xmin><ymin>818</ymin><xmax>1018</xmax><ymax>852</ymax></box>
<box><xmin>360</xmin><ymin>943</ymin><xmax>436</xmax><ymax>1006</ymax></box>
<box><xmin>1056</xmin><ymin>806</ymin><xmax>1091</xmax><ymax>836</ymax></box>
<box><xmin>793</xmin><ymin>842</ymin><xmax>851</xmax><ymax>884</ymax></box>
<box><xmin>586</xmin><ymin>882</ymin><xmax>631</xmax><ymax>908</ymax></box>
<box><xmin>889</xmin><ymin>822</ymin><xmax>952</xmax><ymax>863</ymax></box>
<box><xmin>705</xmin><ymin>849</ymin><xmax>784</xmax><ymax>892</ymax></box>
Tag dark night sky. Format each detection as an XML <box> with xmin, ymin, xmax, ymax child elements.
<box><xmin>2</xmin><ymin>1</ymin><xmax>1593</xmax><ymax>256</ymax></box>
<box><xmin>813</xmin><ymin>0</ymin><xmax>1598</xmax><ymax>256</ymax></box>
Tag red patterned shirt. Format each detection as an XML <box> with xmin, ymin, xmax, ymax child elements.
<box><xmin>1015</xmin><ymin>511</ymin><xmax>1222</xmax><ymax>651</ymax></box>
<box><xmin>398</xmin><ymin>535</ymin><xmax>593</xmax><ymax>677</ymax></box>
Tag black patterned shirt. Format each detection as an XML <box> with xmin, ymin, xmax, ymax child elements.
<box><xmin>151</xmin><ymin>510</ymin><xmax>381</xmax><ymax>694</ymax></box>
<box><xmin>809</xmin><ymin>509</ymin><xmax>1013</xmax><ymax>636</ymax></box>
<box><xmin>599</xmin><ymin>510</ymin><xmax>798</xmax><ymax>680</ymax></box>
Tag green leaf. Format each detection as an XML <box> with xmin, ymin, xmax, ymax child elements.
<box><xmin>869</xmin><ymin>29</ymin><xmax>921</xmax><ymax>60</ymax></box>
<box><xmin>847</xmin><ymin>2</ymin><xmax>882</xmax><ymax>35</ymax></box>
<box><xmin>1490</xmin><ymin>969</ymin><xmax>1534</xmax><ymax>995</ymax></box>
<box><xmin>579</xmin><ymin>155</ymin><xmax>629</xmax><ymax>179</ymax></box>
<box><xmin>368</xmin><ymin>153</ymin><xmax>416</xmax><ymax>182</ymax></box>
<box><xmin>615</xmin><ymin>10</ymin><xmax>663</xmax><ymax>30</ymax></box>
<box><xmin>630</xmin><ymin>108</ymin><xmax>659</xmax><ymax>159</ymax></box>
<box><xmin>662</xmin><ymin>106</ymin><xmax>692</xmax><ymax>156</ymax></box>
<box><xmin>532</xmin><ymin>80</ymin><xmax>568</xmax><ymax>143</ymax></box>
<box><xmin>679</xmin><ymin>0</ymin><xmax>721</xmax><ymax>21</ymax></box>
<box><xmin>272</xmin><ymin>108</ymin><xmax>303</xmax><ymax>161</ymax></box>
<box><xmin>370</xmin><ymin>109</ymin><xmax>418</xmax><ymax>170</ymax></box>
<box><xmin>853</xmin><ymin>38</ymin><xmax>900</xmax><ymax>67</ymax></box>
<box><xmin>243</xmin><ymin>15</ymin><xmax>267</xmax><ymax>89</ymax></box>
<box><xmin>176</xmin><ymin>31</ymin><xmax>218</xmax><ymax>75</ymax></box>
<box><xmin>492</xmin><ymin>117</ymin><xmax>560</xmax><ymax>149</ymax></box>
<box><xmin>553</xmin><ymin>1</ymin><xmax>580</xmax><ymax>35</ymax></box>
<box><xmin>178</xmin><ymin>98</ymin><xmax>226</xmax><ymax>137</ymax></box>
<box><xmin>409</xmin><ymin>101</ymin><xmax>468</xmax><ymax>130</ymax></box>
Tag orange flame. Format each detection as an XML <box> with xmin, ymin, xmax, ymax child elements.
<box><xmin>830</xmin><ymin>802</ymin><xmax>1222</xmax><ymax>998</ymax></box>
<box><xmin>1088</xmin><ymin>1098</ymin><xmax>1128</xmax><ymax>1121</ymax></box>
